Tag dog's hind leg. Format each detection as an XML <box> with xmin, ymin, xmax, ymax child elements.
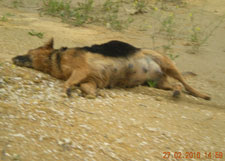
<box><xmin>156</xmin><ymin>74</ymin><xmax>182</xmax><ymax>98</ymax></box>
<box><xmin>156</xmin><ymin>74</ymin><xmax>173</xmax><ymax>90</ymax></box>
<box><xmin>64</xmin><ymin>69</ymin><xmax>89</xmax><ymax>97</ymax></box>
<box><xmin>165</xmin><ymin>65</ymin><xmax>210</xmax><ymax>100</ymax></box>
<box><xmin>80</xmin><ymin>81</ymin><xmax>97</xmax><ymax>96</ymax></box>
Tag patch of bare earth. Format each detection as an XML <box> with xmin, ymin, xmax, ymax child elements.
<box><xmin>0</xmin><ymin>1</ymin><xmax>225</xmax><ymax>161</ymax></box>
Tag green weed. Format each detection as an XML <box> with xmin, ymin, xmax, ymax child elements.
<box><xmin>158</xmin><ymin>0</ymin><xmax>187</xmax><ymax>10</ymax></box>
<box><xmin>102</xmin><ymin>0</ymin><xmax>133</xmax><ymax>30</ymax></box>
<box><xmin>133</xmin><ymin>0</ymin><xmax>148</xmax><ymax>14</ymax></box>
<box><xmin>167</xmin><ymin>53</ymin><xmax>179</xmax><ymax>60</ymax></box>
<box><xmin>104</xmin><ymin>13</ymin><xmax>133</xmax><ymax>31</ymax></box>
<box><xmin>0</xmin><ymin>15</ymin><xmax>8</xmax><ymax>22</ymax></box>
<box><xmin>28</xmin><ymin>30</ymin><xmax>44</xmax><ymax>39</ymax></box>
<box><xmin>188</xmin><ymin>13</ymin><xmax>225</xmax><ymax>54</ymax></box>
<box><xmin>147</xmin><ymin>80</ymin><xmax>157</xmax><ymax>88</ymax></box>
<box><xmin>41</xmin><ymin>0</ymin><xmax>94</xmax><ymax>26</ymax></box>
<box><xmin>102</xmin><ymin>0</ymin><xmax>119</xmax><ymax>13</ymax></box>
<box><xmin>160</xmin><ymin>13</ymin><xmax>176</xmax><ymax>40</ymax></box>
<box><xmin>159</xmin><ymin>13</ymin><xmax>178</xmax><ymax>59</ymax></box>
<box><xmin>40</xmin><ymin>0</ymin><xmax>133</xmax><ymax>30</ymax></box>
<box><xmin>0</xmin><ymin>13</ymin><xmax>14</xmax><ymax>22</ymax></box>
<box><xmin>102</xmin><ymin>0</ymin><xmax>121</xmax><ymax>30</ymax></box>
<box><xmin>72</xmin><ymin>0</ymin><xmax>94</xmax><ymax>26</ymax></box>
<box><xmin>6</xmin><ymin>13</ymin><xmax>15</xmax><ymax>16</ymax></box>
<box><xmin>12</xmin><ymin>154</ymin><xmax>21</xmax><ymax>161</ymax></box>
<box><xmin>12</xmin><ymin>0</ymin><xmax>23</xmax><ymax>8</ymax></box>
<box><xmin>41</xmin><ymin>0</ymin><xmax>72</xmax><ymax>17</ymax></box>
<box><xmin>147</xmin><ymin>23</ymin><xmax>161</xmax><ymax>50</ymax></box>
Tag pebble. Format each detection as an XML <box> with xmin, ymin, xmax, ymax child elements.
<box><xmin>13</xmin><ymin>77</ymin><xmax>22</xmax><ymax>81</ymax></box>
<box><xmin>98</xmin><ymin>91</ymin><xmax>106</xmax><ymax>98</ymax></box>
<box><xmin>86</xmin><ymin>94</ymin><xmax>96</xmax><ymax>99</ymax></box>
<box><xmin>63</xmin><ymin>138</ymin><xmax>71</xmax><ymax>144</ymax></box>
<box><xmin>146</xmin><ymin>127</ymin><xmax>158</xmax><ymax>132</ymax></box>
<box><xmin>3</xmin><ymin>77</ymin><xmax>13</xmax><ymax>84</ymax></box>
<box><xmin>155</xmin><ymin>96</ymin><xmax>162</xmax><ymax>101</ymax></box>
<box><xmin>75</xmin><ymin>89</ymin><xmax>82</xmax><ymax>95</ymax></box>
<box><xmin>109</xmin><ymin>92</ymin><xmax>117</xmax><ymax>98</ymax></box>
<box><xmin>33</xmin><ymin>78</ymin><xmax>42</xmax><ymax>83</ymax></box>
<box><xmin>0</xmin><ymin>82</ymin><xmax>4</xmax><ymax>88</ymax></box>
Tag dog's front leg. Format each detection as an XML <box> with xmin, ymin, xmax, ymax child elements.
<box><xmin>64</xmin><ymin>69</ymin><xmax>89</xmax><ymax>97</ymax></box>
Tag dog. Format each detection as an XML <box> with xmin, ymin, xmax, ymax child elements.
<box><xmin>12</xmin><ymin>38</ymin><xmax>210</xmax><ymax>100</ymax></box>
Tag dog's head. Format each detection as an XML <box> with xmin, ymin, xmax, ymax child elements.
<box><xmin>12</xmin><ymin>38</ymin><xmax>54</xmax><ymax>68</ymax></box>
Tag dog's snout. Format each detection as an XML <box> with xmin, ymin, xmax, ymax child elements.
<box><xmin>12</xmin><ymin>56</ymin><xmax>19</xmax><ymax>64</ymax></box>
<box><xmin>12</xmin><ymin>55</ymin><xmax>32</xmax><ymax>67</ymax></box>
<box><xmin>12</xmin><ymin>57</ymin><xmax>18</xmax><ymax>63</ymax></box>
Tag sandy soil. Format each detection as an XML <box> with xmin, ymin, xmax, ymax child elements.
<box><xmin>0</xmin><ymin>0</ymin><xmax>225</xmax><ymax>161</ymax></box>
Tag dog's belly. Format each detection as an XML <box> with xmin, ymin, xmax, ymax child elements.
<box><xmin>87</xmin><ymin>53</ymin><xmax>162</xmax><ymax>88</ymax></box>
<box><xmin>114</xmin><ymin>56</ymin><xmax>162</xmax><ymax>87</ymax></box>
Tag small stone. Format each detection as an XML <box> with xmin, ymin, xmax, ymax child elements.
<box><xmin>86</xmin><ymin>94</ymin><xmax>96</xmax><ymax>99</ymax></box>
<box><xmin>58</xmin><ymin>140</ymin><xmax>64</xmax><ymax>145</ymax></box>
<box><xmin>33</xmin><ymin>78</ymin><xmax>42</xmax><ymax>83</ymax></box>
<box><xmin>155</xmin><ymin>96</ymin><xmax>162</xmax><ymax>101</ymax></box>
<box><xmin>75</xmin><ymin>89</ymin><xmax>82</xmax><ymax>95</ymax></box>
<box><xmin>109</xmin><ymin>92</ymin><xmax>117</xmax><ymax>98</ymax></box>
<box><xmin>0</xmin><ymin>82</ymin><xmax>4</xmax><ymax>88</ymax></box>
<box><xmin>183</xmin><ymin>42</ymin><xmax>192</xmax><ymax>46</ymax></box>
<box><xmin>98</xmin><ymin>91</ymin><xmax>106</xmax><ymax>98</ymax></box>
<box><xmin>61</xmin><ymin>93</ymin><xmax>68</xmax><ymax>98</ymax></box>
<box><xmin>14</xmin><ymin>84</ymin><xmax>21</xmax><ymax>90</ymax></box>
<box><xmin>13</xmin><ymin>77</ymin><xmax>22</xmax><ymax>81</ymax></box>
<box><xmin>139</xmin><ymin>104</ymin><xmax>147</xmax><ymax>107</ymax></box>
<box><xmin>146</xmin><ymin>127</ymin><xmax>158</xmax><ymax>132</ymax></box>
<box><xmin>63</xmin><ymin>138</ymin><xmax>71</xmax><ymax>144</ymax></box>
<box><xmin>0</xmin><ymin>93</ymin><xmax>8</xmax><ymax>99</ymax></box>
<box><xmin>24</xmin><ymin>80</ymin><xmax>33</xmax><ymax>85</ymax></box>
<box><xmin>23</xmin><ymin>74</ymin><xmax>32</xmax><ymax>80</ymax></box>
<box><xmin>3</xmin><ymin>77</ymin><xmax>11</xmax><ymax>84</ymax></box>
<box><xmin>33</xmin><ymin>87</ymin><xmax>41</xmax><ymax>92</ymax></box>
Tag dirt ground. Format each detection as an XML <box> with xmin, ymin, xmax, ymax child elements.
<box><xmin>0</xmin><ymin>0</ymin><xmax>225</xmax><ymax>161</ymax></box>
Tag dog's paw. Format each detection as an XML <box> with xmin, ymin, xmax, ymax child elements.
<box><xmin>66</xmin><ymin>88</ymin><xmax>72</xmax><ymax>97</ymax></box>
<box><xmin>173</xmin><ymin>90</ymin><xmax>181</xmax><ymax>98</ymax></box>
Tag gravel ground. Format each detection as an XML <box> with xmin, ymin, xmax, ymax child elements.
<box><xmin>0</xmin><ymin>1</ymin><xmax>225</xmax><ymax>161</ymax></box>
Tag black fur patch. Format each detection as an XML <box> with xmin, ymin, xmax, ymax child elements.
<box><xmin>48</xmin><ymin>50</ymin><xmax>61</xmax><ymax>72</ymax></box>
<box><xmin>60</xmin><ymin>47</ymin><xmax>68</xmax><ymax>51</ymax></box>
<box><xmin>78</xmin><ymin>40</ymin><xmax>140</xmax><ymax>57</ymax></box>
<box><xmin>56</xmin><ymin>51</ymin><xmax>62</xmax><ymax>71</ymax></box>
<box><xmin>143</xmin><ymin>67</ymin><xmax>148</xmax><ymax>73</ymax></box>
<box><xmin>49</xmin><ymin>49</ymin><xmax>64</xmax><ymax>71</ymax></box>
<box><xmin>48</xmin><ymin>50</ymin><xmax>56</xmax><ymax>61</ymax></box>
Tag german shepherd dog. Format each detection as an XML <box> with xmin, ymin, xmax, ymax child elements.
<box><xmin>12</xmin><ymin>38</ymin><xmax>210</xmax><ymax>100</ymax></box>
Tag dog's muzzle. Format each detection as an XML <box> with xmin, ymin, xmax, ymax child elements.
<box><xmin>12</xmin><ymin>55</ymin><xmax>32</xmax><ymax>68</ymax></box>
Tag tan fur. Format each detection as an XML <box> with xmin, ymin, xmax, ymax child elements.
<box><xmin>12</xmin><ymin>38</ymin><xmax>211</xmax><ymax>100</ymax></box>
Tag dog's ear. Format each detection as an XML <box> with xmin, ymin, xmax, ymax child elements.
<box><xmin>43</xmin><ymin>38</ymin><xmax>54</xmax><ymax>49</ymax></box>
